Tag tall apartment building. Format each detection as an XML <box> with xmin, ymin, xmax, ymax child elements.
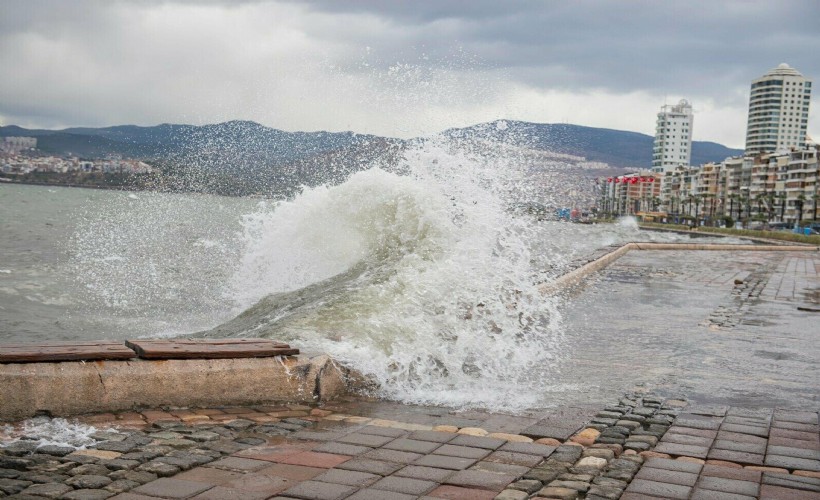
<box><xmin>744</xmin><ymin>63</ymin><xmax>812</xmax><ymax>154</ymax></box>
<box><xmin>652</xmin><ymin>99</ymin><xmax>693</xmax><ymax>172</ymax></box>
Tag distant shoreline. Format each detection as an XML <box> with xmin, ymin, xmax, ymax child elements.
<box><xmin>0</xmin><ymin>177</ymin><xmax>140</xmax><ymax>192</ymax></box>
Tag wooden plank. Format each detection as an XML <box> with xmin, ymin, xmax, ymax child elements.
<box><xmin>0</xmin><ymin>341</ymin><xmax>137</xmax><ymax>363</ymax></box>
<box><xmin>128</xmin><ymin>338</ymin><xmax>291</xmax><ymax>348</ymax></box>
<box><xmin>125</xmin><ymin>338</ymin><xmax>299</xmax><ymax>360</ymax></box>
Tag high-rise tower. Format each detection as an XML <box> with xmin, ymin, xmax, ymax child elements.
<box><xmin>652</xmin><ymin>99</ymin><xmax>693</xmax><ymax>172</ymax></box>
<box><xmin>744</xmin><ymin>63</ymin><xmax>812</xmax><ymax>154</ymax></box>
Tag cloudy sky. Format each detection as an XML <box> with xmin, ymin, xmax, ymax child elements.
<box><xmin>1</xmin><ymin>0</ymin><xmax>819</xmax><ymax>148</ymax></box>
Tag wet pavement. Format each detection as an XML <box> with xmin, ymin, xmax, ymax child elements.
<box><xmin>558</xmin><ymin>249</ymin><xmax>820</xmax><ymax>409</ymax></box>
<box><xmin>2</xmin><ymin>247</ymin><xmax>820</xmax><ymax>499</ymax></box>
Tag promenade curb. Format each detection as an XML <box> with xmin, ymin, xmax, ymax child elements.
<box><xmin>539</xmin><ymin>242</ymin><xmax>818</xmax><ymax>294</ymax></box>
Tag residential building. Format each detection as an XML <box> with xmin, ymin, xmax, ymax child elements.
<box><xmin>652</xmin><ymin>99</ymin><xmax>693</xmax><ymax>172</ymax></box>
<box><xmin>744</xmin><ymin>63</ymin><xmax>812</xmax><ymax>154</ymax></box>
<box><xmin>1</xmin><ymin>137</ymin><xmax>37</xmax><ymax>154</ymax></box>
<box><xmin>602</xmin><ymin>171</ymin><xmax>662</xmax><ymax>215</ymax></box>
<box><xmin>618</xmin><ymin>146</ymin><xmax>819</xmax><ymax>225</ymax></box>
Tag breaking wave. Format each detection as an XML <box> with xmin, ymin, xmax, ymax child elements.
<box><xmin>202</xmin><ymin>139</ymin><xmax>572</xmax><ymax>410</ymax></box>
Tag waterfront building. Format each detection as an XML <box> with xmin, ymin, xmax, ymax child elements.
<box><xmin>604</xmin><ymin>145</ymin><xmax>819</xmax><ymax>227</ymax></box>
<box><xmin>602</xmin><ymin>171</ymin><xmax>662</xmax><ymax>215</ymax></box>
<box><xmin>652</xmin><ymin>99</ymin><xmax>693</xmax><ymax>172</ymax></box>
<box><xmin>744</xmin><ymin>63</ymin><xmax>812</xmax><ymax>154</ymax></box>
<box><xmin>1</xmin><ymin>137</ymin><xmax>37</xmax><ymax>154</ymax></box>
<box><xmin>784</xmin><ymin>147</ymin><xmax>819</xmax><ymax>223</ymax></box>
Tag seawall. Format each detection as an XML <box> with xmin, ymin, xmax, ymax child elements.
<box><xmin>0</xmin><ymin>354</ymin><xmax>364</xmax><ymax>422</ymax></box>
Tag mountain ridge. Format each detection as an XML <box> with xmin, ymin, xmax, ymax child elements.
<box><xmin>0</xmin><ymin>120</ymin><xmax>743</xmax><ymax>169</ymax></box>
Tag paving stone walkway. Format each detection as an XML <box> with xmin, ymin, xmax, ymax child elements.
<box><xmin>624</xmin><ymin>404</ymin><xmax>820</xmax><ymax>499</ymax></box>
<box><xmin>2</xmin><ymin>396</ymin><xmax>819</xmax><ymax>499</ymax></box>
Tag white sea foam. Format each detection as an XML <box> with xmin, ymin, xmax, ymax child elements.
<box><xmin>0</xmin><ymin>417</ymin><xmax>98</xmax><ymax>449</ymax></box>
<box><xmin>223</xmin><ymin>139</ymin><xmax>576</xmax><ymax>411</ymax></box>
<box><xmin>617</xmin><ymin>216</ymin><xmax>640</xmax><ymax>230</ymax></box>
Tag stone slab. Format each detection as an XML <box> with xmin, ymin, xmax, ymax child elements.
<box><xmin>132</xmin><ymin>478</ymin><xmax>212</xmax><ymax>498</ymax></box>
<box><xmin>445</xmin><ymin>469</ymin><xmax>518</xmax><ymax>491</ymax></box>
<box><xmin>281</xmin><ymin>480</ymin><xmax>358</xmax><ymax>500</ymax></box>
<box><xmin>696</xmin><ymin>476</ymin><xmax>760</xmax><ymax>497</ymax></box>
<box><xmin>625</xmin><ymin>478</ymin><xmax>692</xmax><ymax>499</ymax></box>
<box><xmin>433</xmin><ymin>445</ymin><xmax>492</xmax><ymax>460</ymax></box>
<box><xmin>765</xmin><ymin>455</ymin><xmax>820</xmax><ymax>472</ymax></box>
<box><xmin>371</xmin><ymin>476</ymin><xmax>438</xmax><ymax>495</ymax></box>
<box><xmin>634</xmin><ymin>466</ymin><xmax>699</xmax><ymax>486</ymax></box>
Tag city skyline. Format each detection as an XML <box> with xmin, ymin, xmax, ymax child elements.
<box><xmin>1</xmin><ymin>1</ymin><xmax>819</xmax><ymax>149</ymax></box>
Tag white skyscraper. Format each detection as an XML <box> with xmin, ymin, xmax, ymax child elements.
<box><xmin>745</xmin><ymin>63</ymin><xmax>812</xmax><ymax>154</ymax></box>
<box><xmin>652</xmin><ymin>99</ymin><xmax>693</xmax><ymax>172</ymax></box>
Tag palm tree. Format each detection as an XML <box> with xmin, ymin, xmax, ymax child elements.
<box><xmin>778</xmin><ymin>193</ymin><xmax>787</xmax><ymax>222</ymax></box>
<box><xmin>737</xmin><ymin>195</ymin><xmax>750</xmax><ymax>228</ymax></box>
<box><xmin>812</xmin><ymin>193</ymin><xmax>819</xmax><ymax>223</ymax></box>
<box><xmin>796</xmin><ymin>194</ymin><xmax>807</xmax><ymax>227</ymax></box>
<box><xmin>765</xmin><ymin>193</ymin><xmax>776</xmax><ymax>224</ymax></box>
<box><xmin>686</xmin><ymin>194</ymin><xmax>696</xmax><ymax>221</ymax></box>
<box><xmin>728</xmin><ymin>194</ymin><xmax>737</xmax><ymax>220</ymax></box>
<box><xmin>706</xmin><ymin>193</ymin><xmax>716</xmax><ymax>222</ymax></box>
<box><xmin>694</xmin><ymin>194</ymin><xmax>708</xmax><ymax>226</ymax></box>
<box><xmin>754</xmin><ymin>193</ymin><xmax>765</xmax><ymax>219</ymax></box>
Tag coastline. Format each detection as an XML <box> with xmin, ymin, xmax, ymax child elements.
<box><xmin>0</xmin><ymin>178</ymin><xmax>139</xmax><ymax>192</ymax></box>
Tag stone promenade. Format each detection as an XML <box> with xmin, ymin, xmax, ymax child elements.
<box><xmin>2</xmin><ymin>395</ymin><xmax>819</xmax><ymax>499</ymax></box>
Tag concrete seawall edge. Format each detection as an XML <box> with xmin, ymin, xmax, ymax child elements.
<box><xmin>0</xmin><ymin>354</ymin><xmax>367</xmax><ymax>422</ymax></box>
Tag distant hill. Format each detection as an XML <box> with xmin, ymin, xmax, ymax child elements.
<box><xmin>443</xmin><ymin>120</ymin><xmax>743</xmax><ymax>168</ymax></box>
<box><xmin>1</xmin><ymin>120</ymin><xmax>743</xmax><ymax>196</ymax></box>
<box><xmin>2</xmin><ymin>119</ymin><xmax>743</xmax><ymax>169</ymax></box>
<box><xmin>0</xmin><ymin>121</ymin><xmax>375</xmax><ymax>163</ymax></box>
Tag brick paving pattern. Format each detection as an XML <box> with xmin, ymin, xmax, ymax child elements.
<box><xmin>3</xmin><ymin>398</ymin><xmax>818</xmax><ymax>499</ymax></box>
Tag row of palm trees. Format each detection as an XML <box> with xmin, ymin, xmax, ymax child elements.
<box><xmin>664</xmin><ymin>192</ymin><xmax>819</xmax><ymax>226</ymax></box>
<box><xmin>599</xmin><ymin>190</ymin><xmax>820</xmax><ymax>227</ymax></box>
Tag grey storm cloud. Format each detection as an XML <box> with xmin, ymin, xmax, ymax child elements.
<box><xmin>1</xmin><ymin>0</ymin><xmax>819</xmax><ymax>145</ymax></box>
<box><xmin>288</xmin><ymin>0</ymin><xmax>820</xmax><ymax>93</ymax></box>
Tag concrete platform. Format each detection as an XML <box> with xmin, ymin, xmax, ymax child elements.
<box><xmin>0</xmin><ymin>354</ymin><xmax>362</xmax><ymax>421</ymax></box>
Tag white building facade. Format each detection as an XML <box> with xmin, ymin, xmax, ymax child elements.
<box><xmin>652</xmin><ymin>99</ymin><xmax>693</xmax><ymax>173</ymax></box>
<box><xmin>745</xmin><ymin>63</ymin><xmax>812</xmax><ymax>155</ymax></box>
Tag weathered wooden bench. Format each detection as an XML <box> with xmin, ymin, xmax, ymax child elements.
<box><xmin>0</xmin><ymin>338</ymin><xmax>299</xmax><ymax>363</ymax></box>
